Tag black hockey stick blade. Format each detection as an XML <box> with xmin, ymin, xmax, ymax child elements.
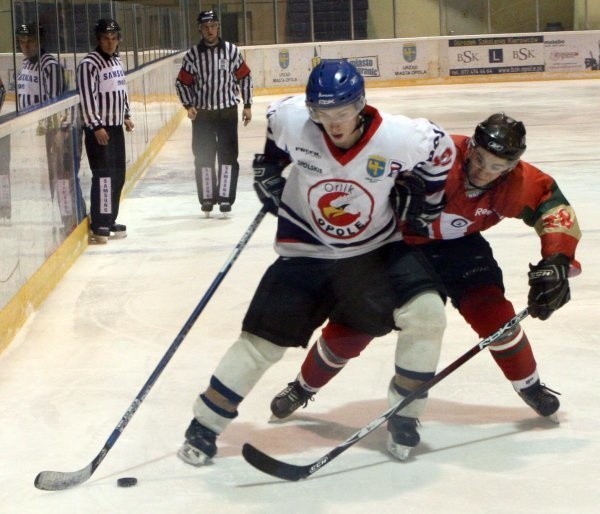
<box><xmin>242</xmin><ymin>444</ymin><xmax>311</xmax><ymax>482</ymax></box>
<box><xmin>243</xmin><ymin>308</ymin><xmax>529</xmax><ymax>481</ymax></box>
<box><xmin>34</xmin><ymin>207</ymin><xmax>269</xmax><ymax>491</ymax></box>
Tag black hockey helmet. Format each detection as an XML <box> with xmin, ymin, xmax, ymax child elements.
<box><xmin>94</xmin><ymin>18</ymin><xmax>121</xmax><ymax>35</ymax></box>
<box><xmin>198</xmin><ymin>10</ymin><xmax>219</xmax><ymax>24</ymax></box>
<box><xmin>473</xmin><ymin>113</ymin><xmax>526</xmax><ymax>161</ymax></box>
<box><xmin>15</xmin><ymin>22</ymin><xmax>43</xmax><ymax>38</ymax></box>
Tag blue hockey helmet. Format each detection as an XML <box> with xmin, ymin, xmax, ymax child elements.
<box><xmin>473</xmin><ymin>113</ymin><xmax>526</xmax><ymax>161</ymax></box>
<box><xmin>305</xmin><ymin>59</ymin><xmax>366</xmax><ymax>116</ymax></box>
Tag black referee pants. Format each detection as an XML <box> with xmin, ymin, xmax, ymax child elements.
<box><xmin>84</xmin><ymin>125</ymin><xmax>126</xmax><ymax>231</ymax></box>
<box><xmin>191</xmin><ymin>106</ymin><xmax>239</xmax><ymax>207</ymax></box>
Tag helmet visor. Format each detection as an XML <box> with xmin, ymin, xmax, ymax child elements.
<box><xmin>307</xmin><ymin>98</ymin><xmax>365</xmax><ymax>124</ymax></box>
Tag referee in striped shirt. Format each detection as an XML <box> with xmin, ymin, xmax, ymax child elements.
<box><xmin>15</xmin><ymin>23</ymin><xmax>63</xmax><ymax>112</ymax></box>
<box><xmin>176</xmin><ymin>10</ymin><xmax>253</xmax><ymax>216</ymax></box>
<box><xmin>77</xmin><ymin>19</ymin><xmax>134</xmax><ymax>244</ymax></box>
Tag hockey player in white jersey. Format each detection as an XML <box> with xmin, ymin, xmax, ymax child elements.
<box><xmin>178</xmin><ymin>59</ymin><xmax>456</xmax><ymax>466</ymax></box>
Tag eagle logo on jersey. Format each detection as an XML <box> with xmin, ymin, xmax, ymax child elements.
<box><xmin>308</xmin><ymin>180</ymin><xmax>373</xmax><ymax>239</ymax></box>
<box><xmin>366</xmin><ymin>156</ymin><xmax>386</xmax><ymax>178</ymax></box>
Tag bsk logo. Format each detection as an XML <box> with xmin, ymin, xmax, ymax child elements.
<box><xmin>513</xmin><ymin>48</ymin><xmax>536</xmax><ymax>60</ymax></box>
<box><xmin>489</xmin><ymin>48</ymin><xmax>503</xmax><ymax>63</ymax></box>
<box><xmin>457</xmin><ymin>50</ymin><xmax>479</xmax><ymax>63</ymax></box>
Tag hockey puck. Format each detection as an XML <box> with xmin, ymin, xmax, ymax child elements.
<box><xmin>117</xmin><ymin>477</ymin><xmax>138</xmax><ymax>487</ymax></box>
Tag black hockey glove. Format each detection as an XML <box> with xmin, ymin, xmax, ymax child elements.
<box><xmin>253</xmin><ymin>153</ymin><xmax>286</xmax><ymax>215</ymax></box>
<box><xmin>528</xmin><ymin>253</ymin><xmax>571</xmax><ymax>320</ymax></box>
<box><xmin>393</xmin><ymin>172</ymin><xmax>444</xmax><ymax>237</ymax></box>
<box><xmin>393</xmin><ymin>172</ymin><xmax>426</xmax><ymax>222</ymax></box>
<box><xmin>407</xmin><ymin>201</ymin><xmax>445</xmax><ymax>237</ymax></box>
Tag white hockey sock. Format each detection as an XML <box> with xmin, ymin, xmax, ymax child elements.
<box><xmin>390</xmin><ymin>291</ymin><xmax>446</xmax><ymax>418</ymax></box>
<box><xmin>193</xmin><ymin>332</ymin><xmax>286</xmax><ymax>434</ymax></box>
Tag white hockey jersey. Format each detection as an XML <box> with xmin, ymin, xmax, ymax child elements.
<box><xmin>267</xmin><ymin>95</ymin><xmax>455</xmax><ymax>259</ymax></box>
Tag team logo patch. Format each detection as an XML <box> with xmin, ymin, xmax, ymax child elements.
<box><xmin>279</xmin><ymin>50</ymin><xmax>290</xmax><ymax>69</ymax></box>
<box><xmin>366</xmin><ymin>156</ymin><xmax>386</xmax><ymax>178</ymax></box>
<box><xmin>308</xmin><ymin>179</ymin><xmax>373</xmax><ymax>239</ymax></box>
<box><xmin>403</xmin><ymin>43</ymin><xmax>417</xmax><ymax>63</ymax></box>
<box><xmin>542</xmin><ymin>207</ymin><xmax>574</xmax><ymax>230</ymax></box>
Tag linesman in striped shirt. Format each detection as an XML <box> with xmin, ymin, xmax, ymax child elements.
<box><xmin>77</xmin><ymin>19</ymin><xmax>134</xmax><ymax>244</ymax></box>
<box><xmin>15</xmin><ymin>23</ymin><xmax>63</xmax><ymax>112</ymax></box>
<box><xmin>15</xmin><ymin>22</ymin><xmax>73</xmax><ymax>228</ymax></box>
<box><xmin>175</xmin><ymin>10</ymin><xmax>253</xmax><ymax>216</ymax></box>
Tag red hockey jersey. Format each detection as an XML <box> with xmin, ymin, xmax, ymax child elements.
<box><xmin>405</xmin><ymin>135</ymin><xmax>581</xmax><ymax>274</ymax></box>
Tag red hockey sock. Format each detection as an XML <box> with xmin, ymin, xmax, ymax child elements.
<box><xmin>300</xmin><ymin>322</ymin><xmax>373</xmax><ymax>390</ymax></box>
<box><xmin>459</xmin><ymin>285</ymin><xmax>537</xmax><ymax>381</ymax></box>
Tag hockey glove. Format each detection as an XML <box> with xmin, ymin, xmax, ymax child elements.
<box><xmin>393</xmin><ymin>172</ymin><xmax>444</xmax><ymax>237</ymax></box>
<box><xmin>253</xmin><ymin>153</ymin><xmax>286</xmax><ymax>215</ymax></box>
<box><xmin>528</xmin><ymin>253</ymin><xmax>571</xmax><ymax>320</ymax></box>
<box><xmin>407</xmin><ymin>201</ymin><xmax>445</xmax><ymax>237</ymax></box>
<box><xmin>393</xmin><ymin>172</ymin><xmax>426</xmax><ymax>222</ymax></box>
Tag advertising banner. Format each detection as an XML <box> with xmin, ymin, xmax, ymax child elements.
<box><xmin>446</xmin><ymin>35</ymin><xmax>545</xmax><ymax>76</ymax></box>
<box><xmin>544</xmin><ymin>33</ymin><xmax>600</xmax><ymax>72</ymax></box>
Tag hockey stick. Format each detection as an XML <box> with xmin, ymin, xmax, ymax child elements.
<box><xmin>242</xmin><ymin>308</ymin><xmax>529</xmax><ymax>481</ymax></box>
<box><xmin>34</xmin><ymin>206</ymin><xmax>269</xmax><ymax>491</ymax></box>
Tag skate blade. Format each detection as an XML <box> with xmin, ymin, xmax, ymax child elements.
<box><xmin>545</xmin><ymin>412</ymin><xmax>560</xmax><ymax>424</ymax></box>
<box><xmin>268</xmin><ymin>414</ymin><xmax>291</xmax><ymax>424</ymax></box>
<box><xmin>386</xmin><ymin>435</ymin><xmax>413</xmax><ymax>462</ymax></box>
<box><xmin>177</xmin><ymin>442</ymin><xmax>213</xmax><ymax>467</ymax></box>
<box><xmin>89</xmin><ymin>235</ymin><xmax>108</xmax><ymax>244</ymax></box>
<box><xmin>109</xmin><ymin>231</ymin><xmax>127</xmax><ymax>240</ymax></box>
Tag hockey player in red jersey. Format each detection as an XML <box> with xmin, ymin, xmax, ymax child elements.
<box><xmin>177</xmin><ymin>59</ymin><xmax>456</xmax><ymax>466</ymax></box>
<box><xmin>271</xmin><ymin>113</ymin><xmax>581</xmax><ymax>449</ymax></box>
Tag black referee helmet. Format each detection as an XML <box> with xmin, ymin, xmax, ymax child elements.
<box><xmin>94</xmin><ymin>18</ymin><xmax>121</xmax><ymax>35</ymax></box>
<box><xmin>15</xmin><ymin>22</ymin><xmax>43</xmax><ymax>38</ymax></box>
<box><xmin>198</xmin><ymin>11</ymin><xmax>219</xmax><ymax>24</ymax></box>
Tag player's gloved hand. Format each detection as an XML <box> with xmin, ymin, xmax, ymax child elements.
<box><xmin>528</xmin><ymin>253</ymin><xmax>571</xmax><ymax>320</ymax></box>
<box><xmin>393</xmin><ymin>172</ymin><xmax>444</xmax><ymax>237</ymax></box>
<box><xmin>393</xmin><ymin>172</ymin><xmax>426</xmax><ymax>221</ymax></box>
<box><xmin>253</xmin><ymin>153</ymin><xmax>286</xmax><ymax>215</ymax></box>
<box><xmin>407</xmin><ymin>202</ymin><xmax>445</xmax><ymax>237</ymax></box>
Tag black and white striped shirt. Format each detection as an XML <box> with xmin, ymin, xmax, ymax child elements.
<box><xmin>77</xmin><ymin>48</ymin><xmax>131</xmax><ymax>129</ymax></box>
<box><xmin>16</xmin><ymin>51</ymin><xmax>63</xmax><ymax>111</ymax></box>
<box><xmin>175</xmin><ymin>39</ymin><xmax>252</xmax><ymax>110</ymax></box>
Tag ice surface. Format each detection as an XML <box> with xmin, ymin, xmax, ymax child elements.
<box><xmin>1</xmin><ymin>79</ymin><xmax>598</xmax><ymax>514</ymax></box>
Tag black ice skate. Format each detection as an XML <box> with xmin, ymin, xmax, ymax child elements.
<box><xmin>386</xmin><ymin>415</ymin><xmax>420</xmax><ymax>461</ymax></box>
<box><xmin>109</xmin><ymin>223</ymin><xmax>127</xmax><ymax>239</ymax></box>
<box><xmin>517</xmin><ymin>380</ymin><xmax>561</xmax><ymax>423</ymax></box>
<box><xmin>270</xmin><ymin>381</ymin><xmax>314</xmax><ymax>419</ymax></box>
<box><xmin>89</xmin><ymin>226</ymin><xmax>110</xmax><ymax>244</ymax></box>
<box><xmin>177</xmin><ymin>418</ymin><xmax>218</xmax><ymax>466</ymax></box>
<box><xmin>201</xmin><ymin>201</ymin><xmax>214</xmax><ymax>218</ymax></box>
